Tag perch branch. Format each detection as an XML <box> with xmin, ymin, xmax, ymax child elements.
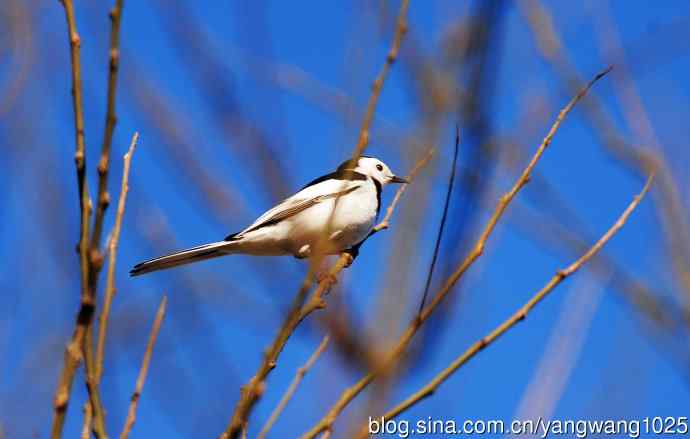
<box><xmin>221</xmin><ymin>152</ymin><xmax>430</xmax><ymax>439</ymax></box>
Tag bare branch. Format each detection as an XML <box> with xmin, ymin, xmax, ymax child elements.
<box><xmin>51</xmin><ymin>0</ymin><xmax>96</xmax><ymax>436</ymax></box>
<box><xmin>90</xmin><ymin>0</ymin><xmax>125</xmax><ymax>279</ymax></box>
<box><xmin>120</xmin><ymin>295</ymin><xmax>167</xmax><ymax>439</ymax></box>
<box><xmin>80</xmin><ymin>403</ymin><xmax>92</xmax><ymax>439</ymax></box>
<box><xmin>96</xmin><ymin>132</ymin><xmax>140</xmax><ymax>379</ymax></box>
<box><xmin>374</xmin><ymin>174</ymin><xmax>653</xmax><ymax>423</ymax></box>
<box><xmin>258</xmin><ymin>336</ymin><xmax>330</xmax><ymax>439</ymax></box>
<box><xmin>371</xmin><ymin>148</ymin><xmax>434</xmax><ymax>234</ymax></box>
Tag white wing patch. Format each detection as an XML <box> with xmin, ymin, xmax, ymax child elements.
<box><xmin>233</xmin><ymin>180</ymin><xmax>362</xmax><ymax>238</ymax></box>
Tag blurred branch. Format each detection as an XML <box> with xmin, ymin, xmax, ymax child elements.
<box><xmin>302</xmin><ymin>67</ymin><xmax>611</xmax><ymax>439</ymax></box>
<box><xmin>350</xmin><ymin>0</ymin><xmax>409</xmax><ymax>162</ymax></box>
<box><xmin>80</xmin><ymin>403</ymin><xmax>92</xmax><ymax>439</ymax></box>
<box><xmin>120</xmin><ymin>295</ymin><xmax>167</xmax><ymax>439</ymax></box>
<box><xmin>519</xmin><ymin>0</ymin><xmax>690</xmax><ymax>303</ymax></box>
<box><xmin>96</xmin><ymin>133</ymin><xmax>139</xmax><ymax>381</ymax></box>
<box><xmin>374</xmin><ymin>174</ymin><xmax>653</xmax><ymax>423</ymax></box>
<box><xmin>51</xmin><ymin>0</ymin><xmax>98</xmax><ymax>437</ymax></box>
<box><xmin>418</xmin><ymin>127</ymin><xmax>459</xmax><ymax>313</ymax></box>
<box><xmin>257</xmin><ymin>336</ymin><xmax>330</xmax><ymax>439</ymax></box>
<box><xmin>153</xmin><ymin>1</ymin><xmax>291</xmax><ymax>201</ymax></box>
<box><xmin>0</xmin><ymin>0</ymin><xmax>33</xmax><ymax>117</ymax></box>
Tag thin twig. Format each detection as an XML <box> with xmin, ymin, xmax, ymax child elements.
<box><xmin>301</xmin><ymin>66</ymin><xmax>612</xmax><ymax>439</ymax></box>
<box><xmin>374</xmin><ymin>174</ymin><xmax>653</xmax><ymax>423</ymax></box>
<box><xmin>51</xmin><ymin>0</ymin><xmax>95</xmax><ymax>437</ymax></box>
<box><xmin>418</xmin><ymin>127</ymin><xmax>459</xmax><ymax>314</ymax></box>
<box><xmin>89</xmin><ymin>129</ymin><xmax>137</xmax><ymax>439</ymax></box>
<box><xmin>120</xmin><ymin>295</ymin><xmax>167</xmax><ymax>439</ymax></box>
<box><xmin>96</xmin><ymin>132</ymin><xmax>139</xmax><ymax>379</ymax></box>
<box><xmin>371</xmin><ymin>148</ymin><xmax>434</xmax><ymax>233</ymax></box>
<box><xmin>258</xmin><ymin>336</ymin><xmax>330</xmax><ymax>439</ymax></box>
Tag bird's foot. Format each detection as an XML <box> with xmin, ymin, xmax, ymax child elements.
<box><xmin>343</xmin><ymin>246</ymin><xmax>359</xmax><ymax>267</ymax></box>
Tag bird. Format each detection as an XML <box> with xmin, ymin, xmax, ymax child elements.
<box><xmin>130</xmin><ymin>156</ymin><xmax>408</xmax><ymax>276</ymax></box>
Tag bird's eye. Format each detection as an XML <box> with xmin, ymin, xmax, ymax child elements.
<box><xmin>376</xmin><ymin>164</ymin><xmax>383</xmax><ymax>171</ymax></box>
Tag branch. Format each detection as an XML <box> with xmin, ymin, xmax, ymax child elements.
<box><xmin>51</xmin><ymin>1</ymin><xmax>95</xmax><ymax>437</ymax></box>
<box><xmin>90</xmin><ymin>0</ymin><xmax>125</xmax><ymax>281</ymax></box>
<box><xmin>258</xmin><ymin>336</ymin><xmax>330</xmax><ymax>439</ymax></box>
<box><xmin>120</xmin><ymin>295</ymin><xmax>167</xmax><ymax>439</ymax></box>
<box><xmin>96</xmin><ymin>132</ymin><xmax>139</xmax><ymax>379</ymax></box>
<box><xmin>221</xmin><ymin>263</ymin><xmax>338</xmax><ymax>439</ymax></box>
<box><xmin>374</xmin><ymin>174</ymin><xmax>653</xmax><ymax>423</ymax></box>
<box><xmin>371</xmin><ymin>148</ymin><xmax>433</xmax><ymax>234</ymax></box>
<box><xmin>301</xmin><ymin>66</ymin><xmax>612</xmax><ymax>439</ymax></box>
<box><xmin>80</xmin><ymin>403</ymin><xmax>92</xmax><ymax>439</ymax></box>
<box><xmin>520</xmin><ymin>0</ymin><xmax>690</xmax><ymax>304</ymax></box>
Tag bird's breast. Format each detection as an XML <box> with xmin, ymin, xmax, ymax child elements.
<box><xmin>287</xmin><ymin>182</ymin><xmax>378</xmax><ymax>251</ymax></box>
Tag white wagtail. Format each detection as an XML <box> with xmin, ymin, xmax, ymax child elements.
<box><xmin>130</xmin><ymin>156</ymin><xmax>407</xmax><ymax>276</ymax></box>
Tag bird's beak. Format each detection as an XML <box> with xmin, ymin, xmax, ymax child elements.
<box><xmin>390</xmin><ymin>175</ymin><xmax>409</xmax><ymax>184</ymax></box>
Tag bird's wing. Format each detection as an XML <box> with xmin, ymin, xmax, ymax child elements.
<box><xmin>231</xmin><ymin>180</ymin><xmax>363</xmax><ymax>239</ymax></box>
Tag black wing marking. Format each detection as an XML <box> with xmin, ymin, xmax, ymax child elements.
<box><xmin>301</xmin><ymin>165</ymin><xmax>368</xmax><ymax>190</ymax></box>
<box><xmin>372</xmin><ymin>177</ymin><xmax>382</xmax><ymax>219</ymax></box>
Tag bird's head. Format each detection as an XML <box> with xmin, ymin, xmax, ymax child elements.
<box><xmin>346</xmin><ymin>156</ymin><xmax>408</xmax><ymax>186</ymax></box>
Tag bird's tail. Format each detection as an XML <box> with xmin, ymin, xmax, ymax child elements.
<box><xmin>130</xmin><ymin>240</ymin><xmax>236</xmax><ymax>276</ymax></box>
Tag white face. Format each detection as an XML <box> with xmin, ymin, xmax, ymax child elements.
<box><xmin>355</xmin><ymin>157</ymin><xmax>407</xmax><ymax>185</ymax></box>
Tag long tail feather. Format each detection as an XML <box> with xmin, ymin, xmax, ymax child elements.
<box><xmin>130</xmin><ymin>241</ymin><xmax>236</xmax><ymax>276</ymax></box>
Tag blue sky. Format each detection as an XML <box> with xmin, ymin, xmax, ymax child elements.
<box><xmin>1</xmin><ymin>1</ymin><xmax>690</xmax><ymax>438</ymax></box>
